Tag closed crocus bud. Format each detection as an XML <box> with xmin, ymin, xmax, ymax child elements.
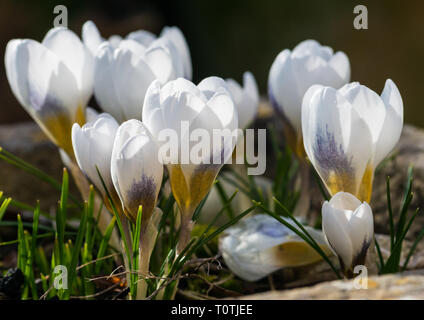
<box><xmin>93</xmin><ymin>37</ymin><xmax>183</xmax><ymax>123</ymax></box>
<box><xmin>322</xmin><ymin>192</ymin><xmax>374</xmax><ymax>278</ymax></box>
<box><xmin>111</xmin><ymin>120</ymin><xmax>163</xmax><ymax>224</ymax></box>
<box><xmin>5</xmin><ymin>27</ymin><xmax>94</xmax><ymax>156</ymax></box>
<box><xmin>143</xmin><ymin>77</ymin><xmax>238</xmax><ymax>251</ymax></box>
<box><xmin>268</xmin><ymin>39</ymin><xmax>350</xmax><ymax>157</ymax></box>
<box><xmin>71</xmin><ymin>113</ymin><xmax>119</xmax><ymax>197</ymax></box>
<box><xmin>302</xmin><ymin>79</ymin><xmax>403</xmax><ymax>202</ymax></box>
<box><xmin>220</xmin><ymin>214</ymin><xmax>331</xmax><ymax>281</ymax></box>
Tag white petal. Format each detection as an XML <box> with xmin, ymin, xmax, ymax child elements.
<box><xmin>268</xmin><ymin>41</ymin><xmax>351</xmax><ymax>135</ymax></box>
<box><xmin>144</xmin><ymin>39</ymin><xmax>177</xmax><ymax>83</ymax></box>
<box><xmin>85</xmin><ymin>106</ymin><xmax>99</xmax><ymax>123</ymax></box>
<box><xmin>160</xmin><ymin>26</ymin><xmax>192</xmax><ymax>80</ymax></box>
<box><xmin>118</xmin><ymin>39</ymin><xmax>146</xmax><ymax>56</ymax></box>
<box><xmin>72</xmin><ymin>113</ymin><xmax>119</xmax><ymax>193</ymax></box>
<box><xmin>127</xmin><ymin>29</ymin><xmax>156</xmax><ymax>46</ymax></box>
<box><xmin>328</xmin><ymin>191</ymin><xmax>362</xmax><ymax>211</ymax></box>
<box><xmin>226</xmin><ymin>72</ymin><xmax>259</xmax><ymax>129</ymax></box>
<box><xmin>322</xmin><ymin>201</ymin><xmax>353</xmax><ymax>268</ymax></box>
<box><xmin>111</xmin><ymin>120</ymin><xmax>163</xmax><ymax>218</ymax></box>
<box><xmin>292</xmin><ymin>39</ymin><xmax>333</xmax><ymax>61</ymax></box>
<box><xmin>113</xmin><ymin>48</ymin><xmax>156</xmax><ymax>120</ymax></box>
<box><xmin>108</xmin><ymin>35</ymin><xmax>122</xmax><ymax>48</ymax></box>
<box><xmin>5</xmin><ymin>39</ymin><xmax>80</xmax><ymax>119</ymax></box>
<box><xmin>206</xmin><ymin>89</ymin><xmax>238</xmax><ymax>131</ymax></box>
<box><xmin>94</xmin><ymin>43</ymin><xmax>124</xmax><ymax>122</ymax></box>
<box><xmin>268</xmin><ymin>49</ymin><xmax>302</xmax><ymax>131</ymax></box>
<box><xmin>302</xmin><ymin>86</ymin><xmax>373</xmax><ymax>195</ymax></box>
<box><xmin>42</xmin><ymin>27</ymin><xmax>94</xmax><ymax>105</ymax></box>
<box><xmin>374</xmin><ymin>79</ymin><xmax>404</xmax><ymax>166</ymax></box>
<box><xmin>82</xmin><ymin>20</ymin><xmax>104</xmax><ymax>56</ymax></box>
<box><xmin>339</xmin><ymin>82</ymin><xmax>387</xmax><ymax>145</ymax></box>
<box><xmin>301</xmin><ymin>84</ymin><xmax>324</xmax><ymax>158</ymax></box>
<box><xmin>328</xmin><ymin>51</ymin><xmax>351</xmax><ymax>84</ymax></box>
<box><xmin>346</xmin><ymin>201</ymin><xmax>374</xmax><ymax>261</ymax></box>
<box><xmin>146</xmin><ymin>78</ymin><xmax>206</xmax><ymax>138</ymax></box>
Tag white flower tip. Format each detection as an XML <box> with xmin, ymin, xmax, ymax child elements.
<box><xmin>381</xmin><ymin>78</ymin><xmax>403</xmax><ymax>117</ymax></box>
<box><xmin>243</xmin><ymin>71</ymin><xmax>259</xmax><ymax>100</ymax></box>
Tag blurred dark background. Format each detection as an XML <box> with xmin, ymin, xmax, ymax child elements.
<box><xmin>1</xmin><ymin>0</ymin><xmax>423</xmax><ymax>127</ymax></box>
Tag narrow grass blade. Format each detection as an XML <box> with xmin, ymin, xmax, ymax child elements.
<box><xmin>0</xmin><ymin>196</ymin><xmax>12</xmax><ymax>221</ymax></box>
<box><xmin>0</xmin><ymin>147</ymin><xmax>81</xmax><ymax>205</ymax></box>
<box><xmin>257</xmin><ymin>201</ymin><xmax>341</xmax><ymax>279</ymax></box>
<box><xmin>95</xmin><ymin>216</ymin><xmax>116</xmax><ymax>274</ymax></box>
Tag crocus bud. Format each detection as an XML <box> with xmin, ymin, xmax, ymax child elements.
<box><xmin>220</xmin><ymin>214</ymin><xmax>331</xmax><ymax>281</ymax></box>
<box><xmin>5</xmin><ymin>27</ymin><xmax>94</xmax><ymax>156</ymax></box>
<box><xmin>322</xmin><ymin>192</ymin><xmax>374</xmax><ymax>278</ymax></box>
<box><xmin>268</xmin><ymin>39</ymin><xmax>350</xmax><ymax>157</ymax></box>
<box><xmin>71</xmin><ymin>113</ymin><xmax>119</xmax><ymax>197</ymax></box>
<box><xmin>111</xmin><ymin>120</ymin><xmax>163</xmax><ymax>224</ymax></box>
<box><xmin>302</xmin><ymin>80</ymin><xmax>403</xmax><ymax>202</ymax></box>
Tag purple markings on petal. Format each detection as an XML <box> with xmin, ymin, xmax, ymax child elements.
<box><xmin>29</xmin><ymin>86</ymin><xmax>66</xmax><ymax>116</ymax></box>
<box><xmin>195</xmin><ymin>162</ymin><xmax>220</xmax><ymax>176</ymax></box>
<box><xmin>257</xmin><ymin>222</ymin><xmax>290</xmax><ymax>238</ymax></box>
<box><xmin>313</xmin><ymin>124</ymin><xmax>354</xmax><ymax>178</ymax></box>
<box><xmin>126</xmin><ymin>174</ymin><xmax>157</xmax><ymax>217</ymax></box>
<box><xmin>211</xmin><ymin>135</ymin><xmax>234</xmax><ymax>165</ymax></box>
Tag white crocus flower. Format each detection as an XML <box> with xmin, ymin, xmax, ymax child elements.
<box><xmin>111</xmin><ymin>119</ymin><xmax>163</xmax><ymax>224</ymax></box>
<box><xmin>142</xmin><ymin>77</ymin><xmax>238</xmax><ymax>251</ymax></box>
<box><xmin>5</xmin><ymin>27</ymin><xmax>94</xmax><ymax>156</ymax></box>
<box><xmin>322</xmin><ymin>192</ymin><xmax>374</xmax><ymax>277</ymax></box>
<box><xmin>220</xmin><ymin>214</ymin><xmax>331</xmax><ymax>281</ymax></box>
<box><xmin>71</xmin><ymin>113</ymin><xmax>119</xmax><ymax>198</ymax></box>
<box><xmin>93</xmin><ymin>37</ymin><xmax>182</xmax><ymax>123</ymax></box>
<box><xmin>268</xmin><ymin>39</ymin><xmax>350</xmax><ymax>157</ymax></box>
<box><xmin>83</xmin><ymin>20</ymin><xmax>191</xmax><ymax>79</ymax></box>
<box><xmin>302</xmin><ymin>79</ymin><xmax>403</xmax><ymax>202</ymax></box>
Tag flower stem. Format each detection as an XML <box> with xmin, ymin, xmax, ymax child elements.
<box><xmin>293</xmin><ymin>160</ymin><xmax>311</xmax><ymax>221</ymax></box>
<box><xmin>176</xmin><ymin>213</ymin><xmax>194</xmax><ymax>256</ymax></box>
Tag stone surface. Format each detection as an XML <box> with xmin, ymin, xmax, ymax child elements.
<box><xmin>237</xmin><ymin>270</ymin><xmax>424</xmax><ymax>300</ymax></box>
<box><xmin>0</xmin><ymin>122</ymin><xmax>77</xmax><ymax>212</ymax></box>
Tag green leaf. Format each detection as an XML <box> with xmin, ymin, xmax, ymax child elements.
<box><xmin>95</xmin><ymin>216</ymin><xmax>116</xmax><ymax>274</ymax></box>
<box><xmin>0</xmin><ymin>195</ymin><xmax>12</xmax><ymax>222</ymax></box>
<box><xmin>63</xmin><ymin>200</ymin><xmax>89</xmax><ymax>299</ymax></box>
